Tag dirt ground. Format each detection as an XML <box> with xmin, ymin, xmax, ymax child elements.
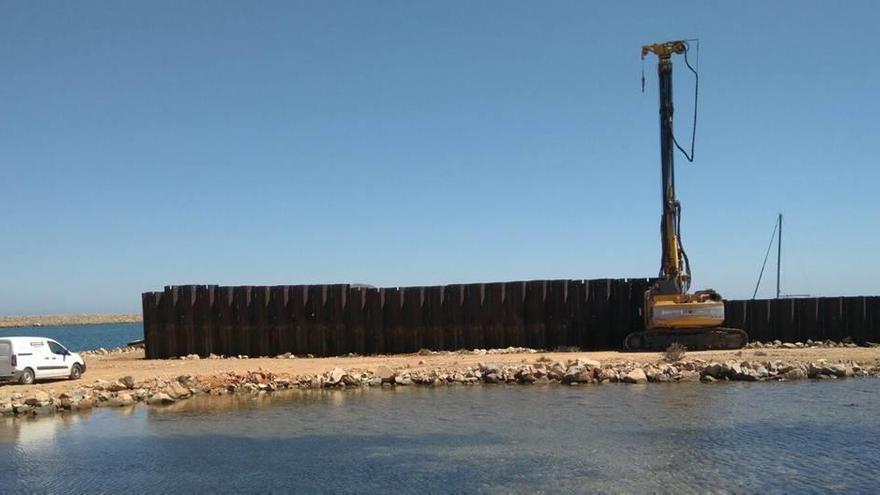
<box><xmin>4</xmin><ymin>346</ymin><xmax>880</xmax><ymax>399</ymax></box>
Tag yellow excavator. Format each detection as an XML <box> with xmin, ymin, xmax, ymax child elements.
<box><xmin>624</xmin><ymin>41</ymin><xmax>748</xmax><ymax>351</ymax></box>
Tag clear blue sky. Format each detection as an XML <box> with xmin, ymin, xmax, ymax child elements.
<box><xmin>2</xmin><ymin>1</ymin><xmax>878</xmax><ymax>315</ymax></box>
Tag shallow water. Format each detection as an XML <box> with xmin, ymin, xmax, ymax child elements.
<box><xmin>0</xmin><ymin>323</ymin><xmax>142</xmax><ymax>352</ymax></box>
<box><xmin>2</xmin><ymin>379</ymin><xmax>879</xmax><ymax>493</ymax></box>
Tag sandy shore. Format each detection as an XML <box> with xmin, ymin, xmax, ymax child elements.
<box><xmin>0</xmin><ymin>314</ymin><xmax>142</xmax><ymax>328</ymax></box>
<box><xmin>2</xmin><ymin>345</ymin><xmax>880</xmax><ymax>418</ymax></box>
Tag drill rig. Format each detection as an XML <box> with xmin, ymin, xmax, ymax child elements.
<box><xmin>624</xmin><ymin>40</ymin><xmax>747</xmax><ymax>351</ymax></box>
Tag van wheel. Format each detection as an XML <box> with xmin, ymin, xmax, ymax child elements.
<box><xmin>70</xmin><ymin>364</ymin><xmax>83</xmax><ymax>380</ymax></box>
<box><xmin>20</xmin><ymin>368</ymin><xmax>35</xmax><ymax>385</ymax></box>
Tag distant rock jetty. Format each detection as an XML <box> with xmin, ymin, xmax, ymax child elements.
<box><xmin>0</xmin><ymin>314</ymin><xmax>141</xmax><ymax>329</ymax></box>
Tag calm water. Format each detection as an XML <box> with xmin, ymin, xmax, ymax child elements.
<box><xmin>2</xmin><ymin>380</ymin><xmax>879</xmax><ymax>493</ymax></box>
<box><xmin>0</xmin><ymin>323</ymin><xmax>143</xmax><ymax>352</ymax></box>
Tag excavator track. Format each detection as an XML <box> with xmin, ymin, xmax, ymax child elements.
<box><xmin>624</xmin><ymin>327</ymin><xmax>748</xmax><ymax>352</ymax></box>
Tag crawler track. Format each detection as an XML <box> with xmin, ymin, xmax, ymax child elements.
<box><xmin>624</xmin><ymin>327</ymin><xmax>748</xmax><ymax>351</ymax></box>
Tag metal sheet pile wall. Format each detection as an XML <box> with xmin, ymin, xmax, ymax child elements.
<box><xmin>142</xmin><ymin>281</ymin><xmax>880</xmax><ymax>359</ymax></box>
<box><xmin>141</xmin><ymin>279</ymin><xmax>652</xmax><ymax>359</ymax></box>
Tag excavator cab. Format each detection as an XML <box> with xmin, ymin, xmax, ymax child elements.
<box><xmin>624</xmin><ymin>41</ymin><xmax>747</xmax><ymax>351</ymax></box>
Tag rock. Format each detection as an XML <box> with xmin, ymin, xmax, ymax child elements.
<box><xmin>701</xmin><ymin>374</ymin><xmax>717</xmax><ymax>383</ymax></box>
<box><xmin>598</xmin><ymin>367</ymin><xmax>619</xmax><ymax>383</ymax></box>
<box><xmin>120</xmin><ymin>376</ymin><xmax>136</xmax><ymax>389</ymax></box>
<box><xmin>828</xmin><ymin>363</ymin><xmax>852</xmax><ymax>378</ymax></box>
<box><xmin>164</xmin><ymin>382</ymin><xmax>191</xmax><ymax>400</ymax></box>
<box><xmin>374</xmin><ymin>366</ymin><xmax>395</xmax><ymax>383</ymax></box>
<box><xmin>92</xmin><ymin>379</ymin><xmax>112</xmax><ymax>390</ymax></box>
<box><xmin>781</xmin><ymin>343</ymin><xmax>797</xmax><ymax>349</ymax></box>
<box><xmin>576</xmin><ymin>358</ymin><xmax>601</xmax><ymax>369</ymax></box>
<box><xmin>326</xmin><ymin>367</ymin><xmax>345</xmax><ymax>385</ymax></box>
<box><xmin>107</xmin><ymin>381</ymin><xmax>128</xmax><ymax>392</ymax></box>
<box><xmin>394</xmin><ymin>374</ymin><xmax>413</xmax><ymax>385</ymax></box>
<box><xmin>102</xmin><ymin>397</ymin><xmax>124</xmax><ymax>407</ymax></box>
<box><xmin>702</xmin><ymin>363</ymin><xmax>725</xmax><ymax>379</ymax></box>
<box><xmin>13</xmin><ymin>403</ymin><xmax>33</xmax><ymax>414</ymax></box>
<box><xmin>783</xmin><ymin>368</ymin><xmax>807</xmax><ymax>380</ymax></box>
<box><xmin>547</xmin><ymin>364</ymin><xmax>566</xmax><ymax>381</ymax></box>
<box><xmin>78</xmin><ymin>397</ymin><xmax>96</xmax><ymax>409</ymax></box>
<box><xmin>722</xmin><ymin>362</ymin><xmax>743</xmax><ymax>378</ymax></box>
<box><xmin>147</xmin><ymin>393</ymin><xmax>175</xmax><ymax>405</ymax></box>
<box><xmin>24</xmin><ymin>391</ymin><xmax>50</xmax><ymax>406</ymax></box>
<box><xmin>678</xmin><ymin>370</ymin><xmax>701</xmax><ymax>382</ymax></box>
<box><xmin>622</xmin><ymin>368</ymin><xmax>647</xmax><ymax>384</ymax></box>
<box><xmin>563</xmin><ymin>365</ymin><xmax>594</xmax><ymax>384</ymax></box>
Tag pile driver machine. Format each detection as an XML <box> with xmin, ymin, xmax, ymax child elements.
<box><xmin>624</xmin><ymin>40</ymin><xmax>747</xmax><ymax>351</ymax></box>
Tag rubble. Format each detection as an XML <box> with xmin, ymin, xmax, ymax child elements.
<box><xmin>1</xmin><ymin>352</ymin><xmax>877</xmax><ymax>419</ymax></box>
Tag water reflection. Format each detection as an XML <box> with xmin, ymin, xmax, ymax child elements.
<box><xmin>1</xmin><ymin>381</ymin><xmax>879</xmax><ymax>493</ymax></box>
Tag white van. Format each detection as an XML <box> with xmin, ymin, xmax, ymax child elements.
<box><xmin>0</xmin><ymin>337</ymin><xmax>86</xmax><ymax>385</ymax></box>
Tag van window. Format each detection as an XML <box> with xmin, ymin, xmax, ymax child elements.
<box><xmin>48</xmin><ymin>341</ymin><xmax>67</xmax><ymax>355</ymax></box>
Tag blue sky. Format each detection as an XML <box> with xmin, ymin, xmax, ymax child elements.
<box><xmin>2</xmin><ymin>1</ymin><xmax>878</xmax><ymax>314</ymax></box>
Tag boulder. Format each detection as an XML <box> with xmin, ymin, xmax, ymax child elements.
<box><xmin>678</xmin><ymin>370</ymin><xmax>701</xmax><ymax>382</ymax></box>
<box><xmin>107</xmin><ymin>381</ymin><xmax>129</xmax><ymax>392</ymax></box>
<box><xmin>374</xmin><ymin>366</ymin><xmax>395</xmax><ymax>383</ymax></box>
<box><xmin>164</xmin><ymin>382</ymin><xmax>191</xmax><ymax>400</ymax></box>
<box><xmin>576</xmin><ymin>358</ymin><xmax>601</xmax><ymax>369</ymax></box>
<box><xmin>622</xmin><ymin>368</ymin><xmax>648</xmax><ymax>384</ymax></box>
<box><xmin>563</xmin><ymin>365</ymin><xmax>588</xmax><ymax>384</ymax></box>
<box><xmin>828</xmin><ymin>363</ymin><xmax>852</xmax><ymax>378</ymax></box>
<box><xmin>783</xmin><ymin>368</ymin><xmax>807</xmax><ymax>380</ymax></box>
<box><xmin>147</xmin><ymin>393</ymin><xmax>175</xmax><ymax>405</ymax></box>
<box><xmin>24</xmin><ymin>391</ymin><xmax>50</xmax><ymax>406</ymax></box>
<box><xmin>120</xmin><ymin>376</ymin><xmax>136</xmax><ymax>389</ymax></box>
<box><xmin>598</xmin><ymin>367</ymin><xmax>619</xmax><ymax>383</ymax></box>
<box><xmin>325</xmin><ymin>367</ymin><xmax>346</xmax><ymax>385</ymax></box>
<box><xmin>547</xmin><ymin>364</ymin><xmax>567</xmax><ymax>381</ymax></box>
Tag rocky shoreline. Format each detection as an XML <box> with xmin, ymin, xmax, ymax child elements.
<box><xmin>3</xmin><ymin>343</ymin><xmax>880</xmax><ymax>418</ymax></box>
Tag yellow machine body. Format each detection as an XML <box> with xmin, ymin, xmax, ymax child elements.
<box><xmin>644</xmin><ymin>291</ymin><xmax>725</xmax><ymax>330</ymax></box>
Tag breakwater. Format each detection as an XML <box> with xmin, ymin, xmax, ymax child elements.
<box><xmin>141</xmin><ymin>280</ymin><xmax>880</xmax><ymax>359</ymax></box>
<box><xmin>3</xmin><ymin>346</ymin><xmax>879</xmax><ymax>418</ymax></box>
